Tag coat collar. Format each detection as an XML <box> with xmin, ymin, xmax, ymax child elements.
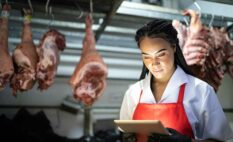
<box><xmin>141</xmin><ymin>66</ymin><xmax>189</xmax><ymax>103</ymax></box>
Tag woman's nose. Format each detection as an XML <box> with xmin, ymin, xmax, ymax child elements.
<box><xmin>151</xmin><ymin>58</ymin><xmax>160</xmax><ymax>66</ymax></box>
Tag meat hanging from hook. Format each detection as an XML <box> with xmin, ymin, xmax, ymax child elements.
<box><xmin>10</xmin><ymin>8</ymin><xmax>38</xmax><ymax>96</ymax></box>
<box><xmin>0</xmin><ymin>2</ymin><xmax>14</xmax><ymax>90</ymax></box>
<box><xmin>28</xmin><ymin>0</ymin><xmax>33</xmax><ymax>13</ymax></box>
<box><xmin>181</xmin><ymin>1</ymin><xmax>202</xmax><ymax>27</ymax></box>
<box><xmin>194</xmin><ymin>1</ymin><xmax>201</xmax><ymax>18</ymax></box>
<box><xmin>89</xmin><ymin>0</ymin><xmax>93</xmax><ymax>20</ymax></box>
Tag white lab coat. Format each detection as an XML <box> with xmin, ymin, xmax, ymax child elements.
<box><xmin>120</xmin><ymin>66</ymin><xmax>233</xmax><ymax>141</ymax></box>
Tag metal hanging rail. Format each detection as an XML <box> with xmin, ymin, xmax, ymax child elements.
<box><xmin>117</xmin><ymin>1</ymin><xmax>233</xmax><ymax>27</ymax></box>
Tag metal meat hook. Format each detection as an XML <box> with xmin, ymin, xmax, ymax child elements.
<box><xmin>28</xmin><ymin>0</ymin><xmax>33</xmax><ymax>13</ymax></box>
<box><xmin>74</xmin><ymin>0</ymin><xmax>84</xmax><ymax>19</ymax></box>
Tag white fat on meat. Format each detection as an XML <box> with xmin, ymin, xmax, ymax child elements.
<box><xmin>40</xmin><ymin>37</ymin><xmax>59</xmax><ymax>67</ymax></box>
<box><xmin>13</xmin><ymin>49</ymin><xmax>32</xmax><ymax>68</ymax></box>
<box><xmin>73</xmin><ymin>62</ymin><xmax>106</xmax><ymax>99</ymax></box>
<box><xmin>36</xmin><ymin>29</ymin><xmax>66</xmax><ymax>90</ymax></box>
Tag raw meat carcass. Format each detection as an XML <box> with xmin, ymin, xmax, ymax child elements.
<box><xmin>172</xmin><ymin>19</ymin><xmax>188</xmax><ymax>48</ymax></box>
<box><xmin>0</xmin><ymin>4</ymin><xmax>14</xmax><ymax>90</ymax></box>
<box><xmin>172</xmin><ymin>10</ymin><xmax>211</xmax><ymax>77</ymax></box>
<box><xmin>36</xmin><ymin>29</ymin><xmax>66</xmax><ymax>90</ymax></box>
<box><xmin>172</xmin><ymin>9</ymin><xmax>233</xmax><ymax>91</ymax></box>
<box><xmin>182</xmin><ymin>9</ymin><xmax>210</xmax><ymax>66</ymax></box>
<box><xmin>70</xmin><ymin>14</ymin><xmax>108</xmax><ymax>106</ymax></box>
<box><xmin>202</xmin><ymin>28</ymin><xmax>226</xmax><ymax>90</ymax></box>
<box><xmin>224</xmin><ymin>32</ymin><xmax>233</xmax><ymax>78</ymax></box>
<box><xmin>11</xmin><ymin>9</ymin><xmax>38</xmax><ymax>95</ymax></box>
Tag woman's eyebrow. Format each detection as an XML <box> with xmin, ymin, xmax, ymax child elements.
<box><xmin>142</xmin><ymin>48</ymin><xmax>166</xmax><ymax>55</ymax></box>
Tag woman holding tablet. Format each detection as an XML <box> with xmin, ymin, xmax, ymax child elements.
<box><xmin>119</xmin><ymin>19</ymin><xmax>233</xmax><ymax>142</ymax></box>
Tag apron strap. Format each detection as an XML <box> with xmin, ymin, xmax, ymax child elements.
<box><xmin>138</xmin><ymin>90</ymin><xmax>143</xmax><ymax>103</ymax></box>
<box><xmin>138</xmin><ymin>80</ymin><xmax>143</xmax><ymax>103</ymax></box>
<box><xmin>177</xmin><ymin>84</ymin><xmax>186</xmax><ymax>103</ymax></box>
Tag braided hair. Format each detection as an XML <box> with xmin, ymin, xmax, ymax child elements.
<box><xmin>135</xmin><ymin>19</ymin><xmax>193</xmax><ymax>80</ymax></box>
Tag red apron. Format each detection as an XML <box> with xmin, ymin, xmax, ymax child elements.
<box><xmin>132</xmin><ymin>84</ymin><xmax>194</xmax><ymax>142</ymax></box>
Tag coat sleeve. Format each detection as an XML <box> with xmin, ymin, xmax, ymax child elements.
<box><xmin>119</xmin><ymin>82</ymin><xmax>141</xmax><ymax>120</ymax></box>
<box><xmin>197</xmin><ymin>85</ymin><xmax>233</xmax><ymax>141</ymax></box>
<box><xmin>120</xmin><ymin>86</ymin><xmax>134</xmax><ymax>120</ymax></box>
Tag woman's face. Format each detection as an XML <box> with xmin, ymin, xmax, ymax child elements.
<box><xmin>139</xmin><ymin>37</ymin><xmax>176</xmax><ymax>82</ymax></box>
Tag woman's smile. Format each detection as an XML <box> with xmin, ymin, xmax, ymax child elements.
<box><xmin>152</xmin><ymin>68</ymin><xmax>163</xmax><ymax>73</ymax></box>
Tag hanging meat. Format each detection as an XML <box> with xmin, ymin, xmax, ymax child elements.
<box><xmin>172</xmin><ymin>10</ymin><xmax>210</xmax><ymax>79</ymax></box>
<box><xmin>172</xmin><ymin>19</ymin><xmax>188</xmax><ymax>48</ymax></box>
<box><xmin>224</xmin><ymin>40</ymin><xmax>233</xmax><ymax>78</ymax></box>
<box><xmin>172</xmin><ymin>9</ymin><xmax>233</xmax><ymax>91</ymax></box>
<box><xmin>10</xmin><ymin>9</ymin><xmax>38</xmax><ymax>96</ymax></box>
<box><xmin>70</xmin><ymin>14</ymin><xmax>108</xmax><ymax>106</ymax></box>
<box><xmin>203</xmin><ymin>27</ymin><xmax>227</xmax><ymax>90</ymax></box>
<box><xmin>0</xmin><ymin>4</ymin><xmax>14</xmax><ymax>90</ymax></box>
<box><xmin>181</xmin><ymin>10</ymin><xmax>211</xmax><ymax>67</ymax></box>
<box><xmin>36</xmin><ymin>29</ymin><xmax>66</xmax><ymax>90</ymax></box>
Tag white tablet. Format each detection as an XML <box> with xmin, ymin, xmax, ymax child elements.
<box><xmin>114</xmin><ymin>120</ymin><xmax>169</xmax><ymax>135</ymax></box>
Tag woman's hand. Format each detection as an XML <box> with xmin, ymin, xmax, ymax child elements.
<box><xmin>147</xmin><ymin>128</ymin><xmax>191</xmax><ymax>142</ymax></box>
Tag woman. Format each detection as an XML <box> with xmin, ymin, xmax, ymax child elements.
<box><xmin>119</xmin><ymin>19</ymin><xmax>233</xmax><ymax>142</ymax></box>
